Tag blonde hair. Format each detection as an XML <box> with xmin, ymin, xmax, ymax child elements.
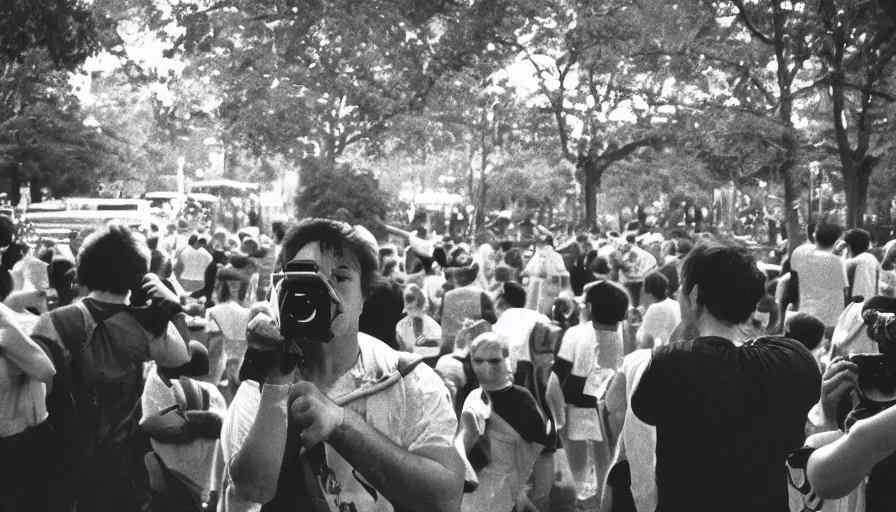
<box><xmin>469</xmin><ymin>332</ymin><xmax>509</xmax><ymax>358</ymax></box>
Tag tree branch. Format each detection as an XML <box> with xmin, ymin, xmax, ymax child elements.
<box><xmin>732</xmin><ymin>0</ymin><xmax>774</xmax><ymax>46</ymax></box>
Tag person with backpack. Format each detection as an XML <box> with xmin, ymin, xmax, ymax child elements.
<box><xmin>222</xmin><ymin>219</ymin><xmax>464</xmax><ymax>512</ymax></box>
<box><xmin>30</xmin><ymin>224</ymin><xmax>192</xmax><ymax>512</ymax></box>
<box><xmin>456</xmin><ymin>333</ymin><xmax>550</xmax><ymax>512</ymax></box>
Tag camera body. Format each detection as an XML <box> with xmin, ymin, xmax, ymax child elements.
<box><xmin>274</xmin><ymin>260</ymin><xmax>336</xmax><ymax>343</ymax></box>
<box><xmin>849</xmin><ymin>308</ymin><xmax>896</xmax><ymax>396</ymax></box>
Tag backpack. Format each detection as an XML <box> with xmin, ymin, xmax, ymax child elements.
<box><xmin>41</xmin><ymin>300</ymin><xmax>152</xmax><ymax>478</ymax></box>
<box><xmin>513</xmin><ymin>321</ymin><xmax>562</xmax><ymax>449</ymax></box>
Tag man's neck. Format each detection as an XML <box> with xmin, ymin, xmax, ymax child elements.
<box><xmin>299</xmin><ymin>336</ymin><xmax>362</xmax><ymax>389</ymax></box>
<box><xmin>816</xmin><ymin>244</ymin><xmax>835</xmax><ymax>253</ymax></box>
<box><xmin>696</xmin><ymin>315</ymin><xmax>747</xmax><ymax>345</ymax></box>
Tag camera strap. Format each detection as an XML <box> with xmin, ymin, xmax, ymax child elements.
<box><xmin>332</xmin><ymin>353</ymin><xmax>426</xmax><ymax>408</ymax></box>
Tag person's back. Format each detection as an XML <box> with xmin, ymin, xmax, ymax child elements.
<box><xmin>179</xmin><ymin>245</ymin><xmax>213</xmax><ymax>282</ymax></box>
<box><xmin>793</xmin><ymin>249</ymin><xmax>846</xmax><ymax>326</ymax></box>
<box><xmin>632</xmin><ymin>242</ymin><xmax>821</xmax><ymax>512</ymax></box>
<box><xmin>633</xmin><ymin>337</ymin><xmax>819</xmax><ymax>511</ymax></box>
<box><xmin>847</xmin><ymin>251</ymin><xmax>878</xmax><ymax>300</ymax></box>
<box><xmin>440</xmin><ymin>278</ymin><xmax>492</xmax><ymax>348</ymax></box>
<box><xmin>792</xmin><ymin>224</ymin><xmax>847</xmax><ymax>329</ymax></box>
<box><xmin>638</xmin><ymin>298</ymin><xmax>680</xmax><ymax>347</ymax></box>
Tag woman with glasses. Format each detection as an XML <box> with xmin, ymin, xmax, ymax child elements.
<box><xmin>457</xmin><ymin>333</ymin><xmax>551</xmax><ymax>512</ymax></box>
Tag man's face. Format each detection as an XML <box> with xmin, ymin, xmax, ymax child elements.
<box><xmin>471</xmin><ymin>344</ymin><xmax>508</xmax><ymax>388</ymax></box>
<box><xmin>291</xmin><ymin>241</ymin><xmax>364</xmax><ymax>338</ymax></box>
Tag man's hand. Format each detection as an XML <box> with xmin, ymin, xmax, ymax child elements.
<box><xmin>820</xmin><ymin>358</ymin><xmax>859</xmax><ymax>427</ymax></box>
<box><xmin>142</xmin><ymin>273</ymin><xmax>180</xmax><ymax>306</ymax></box>
<box><xmin>288</xmin><ymin>381</ymin><xmax>345</xmax><ymax>447</ymax></box>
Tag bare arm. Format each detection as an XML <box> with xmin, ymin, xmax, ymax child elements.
<box><xmin>0</xmin><ymin>311</ymin><xmax>55</xmax><ymax>382</ymax></box>
<box><xmin>329</xmin><ymin>409</ymin><xmax>465</xmax><ymax>512</ymax></box>
<box><xmin>605</xmin><ymin>372</ymin><xmax>628</xmax><ymax>447</ymax></box>
<box><xmin>546</xmin><ymin>372</ymin><xmax>566</xmax><ymax>431</ymax></box>
<box><xmin>807</xmin><ymin>404</ymin><xmax>896</xmax><ymax>499</ymax></box>
<box><xmin>228</xmin><ymin>371</ymin><xmax>294</xmax><ymax>505</ymax></box>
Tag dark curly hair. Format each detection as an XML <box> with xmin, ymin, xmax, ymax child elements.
<box><xmin>679</xmin><ymin>241</ymin><xmax>766</xmax><ymax>325</ymax></box>
<box><xmin>77</xmin><ymin>224</ymin><xmax>149</xmax><ymax>295</ymax></box>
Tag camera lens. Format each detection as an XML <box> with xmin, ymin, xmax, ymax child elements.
<box><xmin>286</xmin><ymin>292</ymin><xmax>319</xmax><ymax>324</ymax></box>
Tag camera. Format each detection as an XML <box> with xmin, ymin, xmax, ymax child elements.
<box><xmin>273</xmin><ymin>260</ymin><xmax>337</xmax><ymax>343</ymax></box>
<box><xmin>847</xmin><ymin>307</ymin><xmax>896</xmax><ymax>397</ymax></box>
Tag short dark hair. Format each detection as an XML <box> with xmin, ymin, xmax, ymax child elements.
<box><xmin>271</xmin><ymin>221</ymin><xmax>286</xmax><ymax>243</ymax></box>
<box><xmin>785</xmin><ymin>312</ymin><xmax>826</xmax><ymax>352</ymax></box>
<box><xmin>657</xmin><ymin>262</ymin><xmax>679</xmax><ymax>298</ymax></box>
<box><xmin>590</xmin><ymin>255</ymin><xmax>610</xmax><ymax>275</ymax></box>
<box><xmin>676</xmin><ymin>239</ymin><xmax>693</xmax><ymax>256</ymax></box>
<box><xmin>843</xmin><ymin>229</ymin><xmax>871</xmax><ymax>256</ymax></box>
<box><xmin>278</xmin><ymin>218</ymin><xmax>379</xmax><ymax>298</ymax></box>
<box><xmin>502</xmin><ymin>281</ymin><xmax>527</xmax><ymax>309</ymax></box>
<box><xmin>814</xmin><ymin>223</ymin><xmax>843</xmax><ymax>248</ymax></box>
<box><xmin>679</xmin><ymin>242</ymin><xmax>766</xmax><ymax>325</ymax></box>
<box><xmin>78</xmin><ymin>224</ymin><xmax>149</xmax><ymax>294</ymax></box>
<box><xmin>188</xmin><ymin>234</ymin><xmax>198</xmax><ymax>246</ymax></box>
<box><xmin>586</xmin><ymin>280</ymin><xmax>629</xmax><ymax>326</ymax></box>
<box><xmin>643</xmin><ymin>272</ymin><xmax>669</xmax><ymax>302</ymax></box>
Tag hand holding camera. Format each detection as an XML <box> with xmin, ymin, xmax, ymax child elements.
<box><xmin>820</xmin><ymin>358</ymin><xmax>859</xmax><ymax>428</ymax></box>
<box><xmin>288</xmin><ymin>380</ymin><xmax>345</xmax><ymax>447</ymax></box>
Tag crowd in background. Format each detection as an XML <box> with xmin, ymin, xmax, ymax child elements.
<box><xmin>1</xmin><ymin>208</ymin><xmax>896</xmax><ymax>512</ymax></box>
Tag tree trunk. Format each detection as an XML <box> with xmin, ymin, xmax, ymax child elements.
<box><xmin>8</xmin><ymin>164</ymin><xmax>20</xmax><ymax>207</ymax></box>
<box><xmin>582</xmin><ymin>161</ymin><xmax>601</xmax><ymax>230</ymax></box>
<box><xmin>29</xmin><ymin>175</ymin><xmax>42</xmax><ymax>204</ymax></box>
<box><xmin>844</xmin><ymin>158</ymin><xmax>875</xmax><ymax>229</ymax></box>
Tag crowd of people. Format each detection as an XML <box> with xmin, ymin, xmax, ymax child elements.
<box><xmin>1</xmin><ymin>210</ymin><xmax>896</xmax><ymax>512</ymax></box>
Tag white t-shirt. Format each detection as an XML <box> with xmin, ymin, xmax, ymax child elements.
<box><xmin>178</xmin><ymin>246</ymin><xmax>213</xmax><ymax>281</ymax></box>
<box><xmin>846</xmin><ymin>252</ymin><xmax>878</xmax><ymax>301</ymax></box>
<box><xmin>493</xmin><ymin>307</ymin><xmax>550</xmax><ymax>370</ymax></box>
<box><xmin>395</xmin><ymin>314</ymin><xmax>442</xmax><ymax>357</ymax></box>
<box><xmin>637</xmin><ymin>298</ymin><xmax>681</xmax><ymax>348</ymax></box>
<box><xmin>10</xmin><ymin>254</ymin><xmax>49</xmax><ymax>292</ymax></box>
<box><xmin>612</xmin><ymin>349</ymin><xmax>657</xmax><ymax>512</ymax></box>
<box><xmin>791</xmin><ymin>247</ymin><xmax>847</xmax><ymax>327</ymax></box>
<box><xmin>556</xmin><ymin>322</ymin><xmax>622</xmax><ymax>441</ymax></box>
<box><xmin>222</xmin><ymin>334</ymin><xmax>457</xmax><ymax>512</ymax></box>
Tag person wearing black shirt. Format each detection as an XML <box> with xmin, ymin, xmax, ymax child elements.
<box><xmin>457</xmin><ymin>333</ymin><xmax>550</xmax><ymax>512</ymax></box>
<box><xmin>631</xmin><ymin>242</ymin><xmax>821</xmax><ymax>512</ymax></box>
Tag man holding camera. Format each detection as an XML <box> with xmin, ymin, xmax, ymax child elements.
<box><xmin>790</xmin><ymin>296</ymin><xmax>896</xmax><ymax>512</ymax></box>
<box><xmin>223</xmin><ymin>219</ymin><xmax>463</xmax><ymax>512</ymax></box>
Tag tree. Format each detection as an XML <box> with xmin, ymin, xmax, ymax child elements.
<box><xmin>1</xmin><ymin>0</ymin><xmax>97</xmax><ymax>69</ymax></box>
<box><xmin>164</xmin><ymin>0</ymin><xmax>520</xmax><ymax>171</ymax></box>
<box><xmin>682</xmin><ymin>0</ymin><xmax>822</xmax><ymax>251</ymax></box>
<box><xmin>296</xmin><ymin>159</ymin><xmax>390</xmax><ymax>232</ymax></box>
<box><xmin>817</xmin><ymin>0</ymin><xmax>896</xmax><ymax>228</ymax></box>
<box><xmin>499</xmin><ymin>0</ymin><xmax>706</xmax><ymax>228</ymax></box>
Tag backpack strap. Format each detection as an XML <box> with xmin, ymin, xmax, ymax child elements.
<box><xmin>396</xmin><ymin>352</ymin><xmax>426</xmax><ymax>378</ymax></box>
<box><xmin>333</xmin><ymin>353</ymin><xmax>425</xmax><ymax>407</ymax></box>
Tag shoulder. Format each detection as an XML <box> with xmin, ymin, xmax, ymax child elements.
<box><xmin>423</xmin><ymin>315</ymin><xmax>441</xmax><ymax>330</ymax></box>
<box><xmin>748</xmin><ymin>336</ymin><xmax>819</xmax><ymax>369</ymax></box>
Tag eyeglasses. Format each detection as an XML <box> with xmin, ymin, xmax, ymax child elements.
<box><xmin>472</xmin><ymin>358</ymin><xmax>505</xmax><ymax>365</ymax></box>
